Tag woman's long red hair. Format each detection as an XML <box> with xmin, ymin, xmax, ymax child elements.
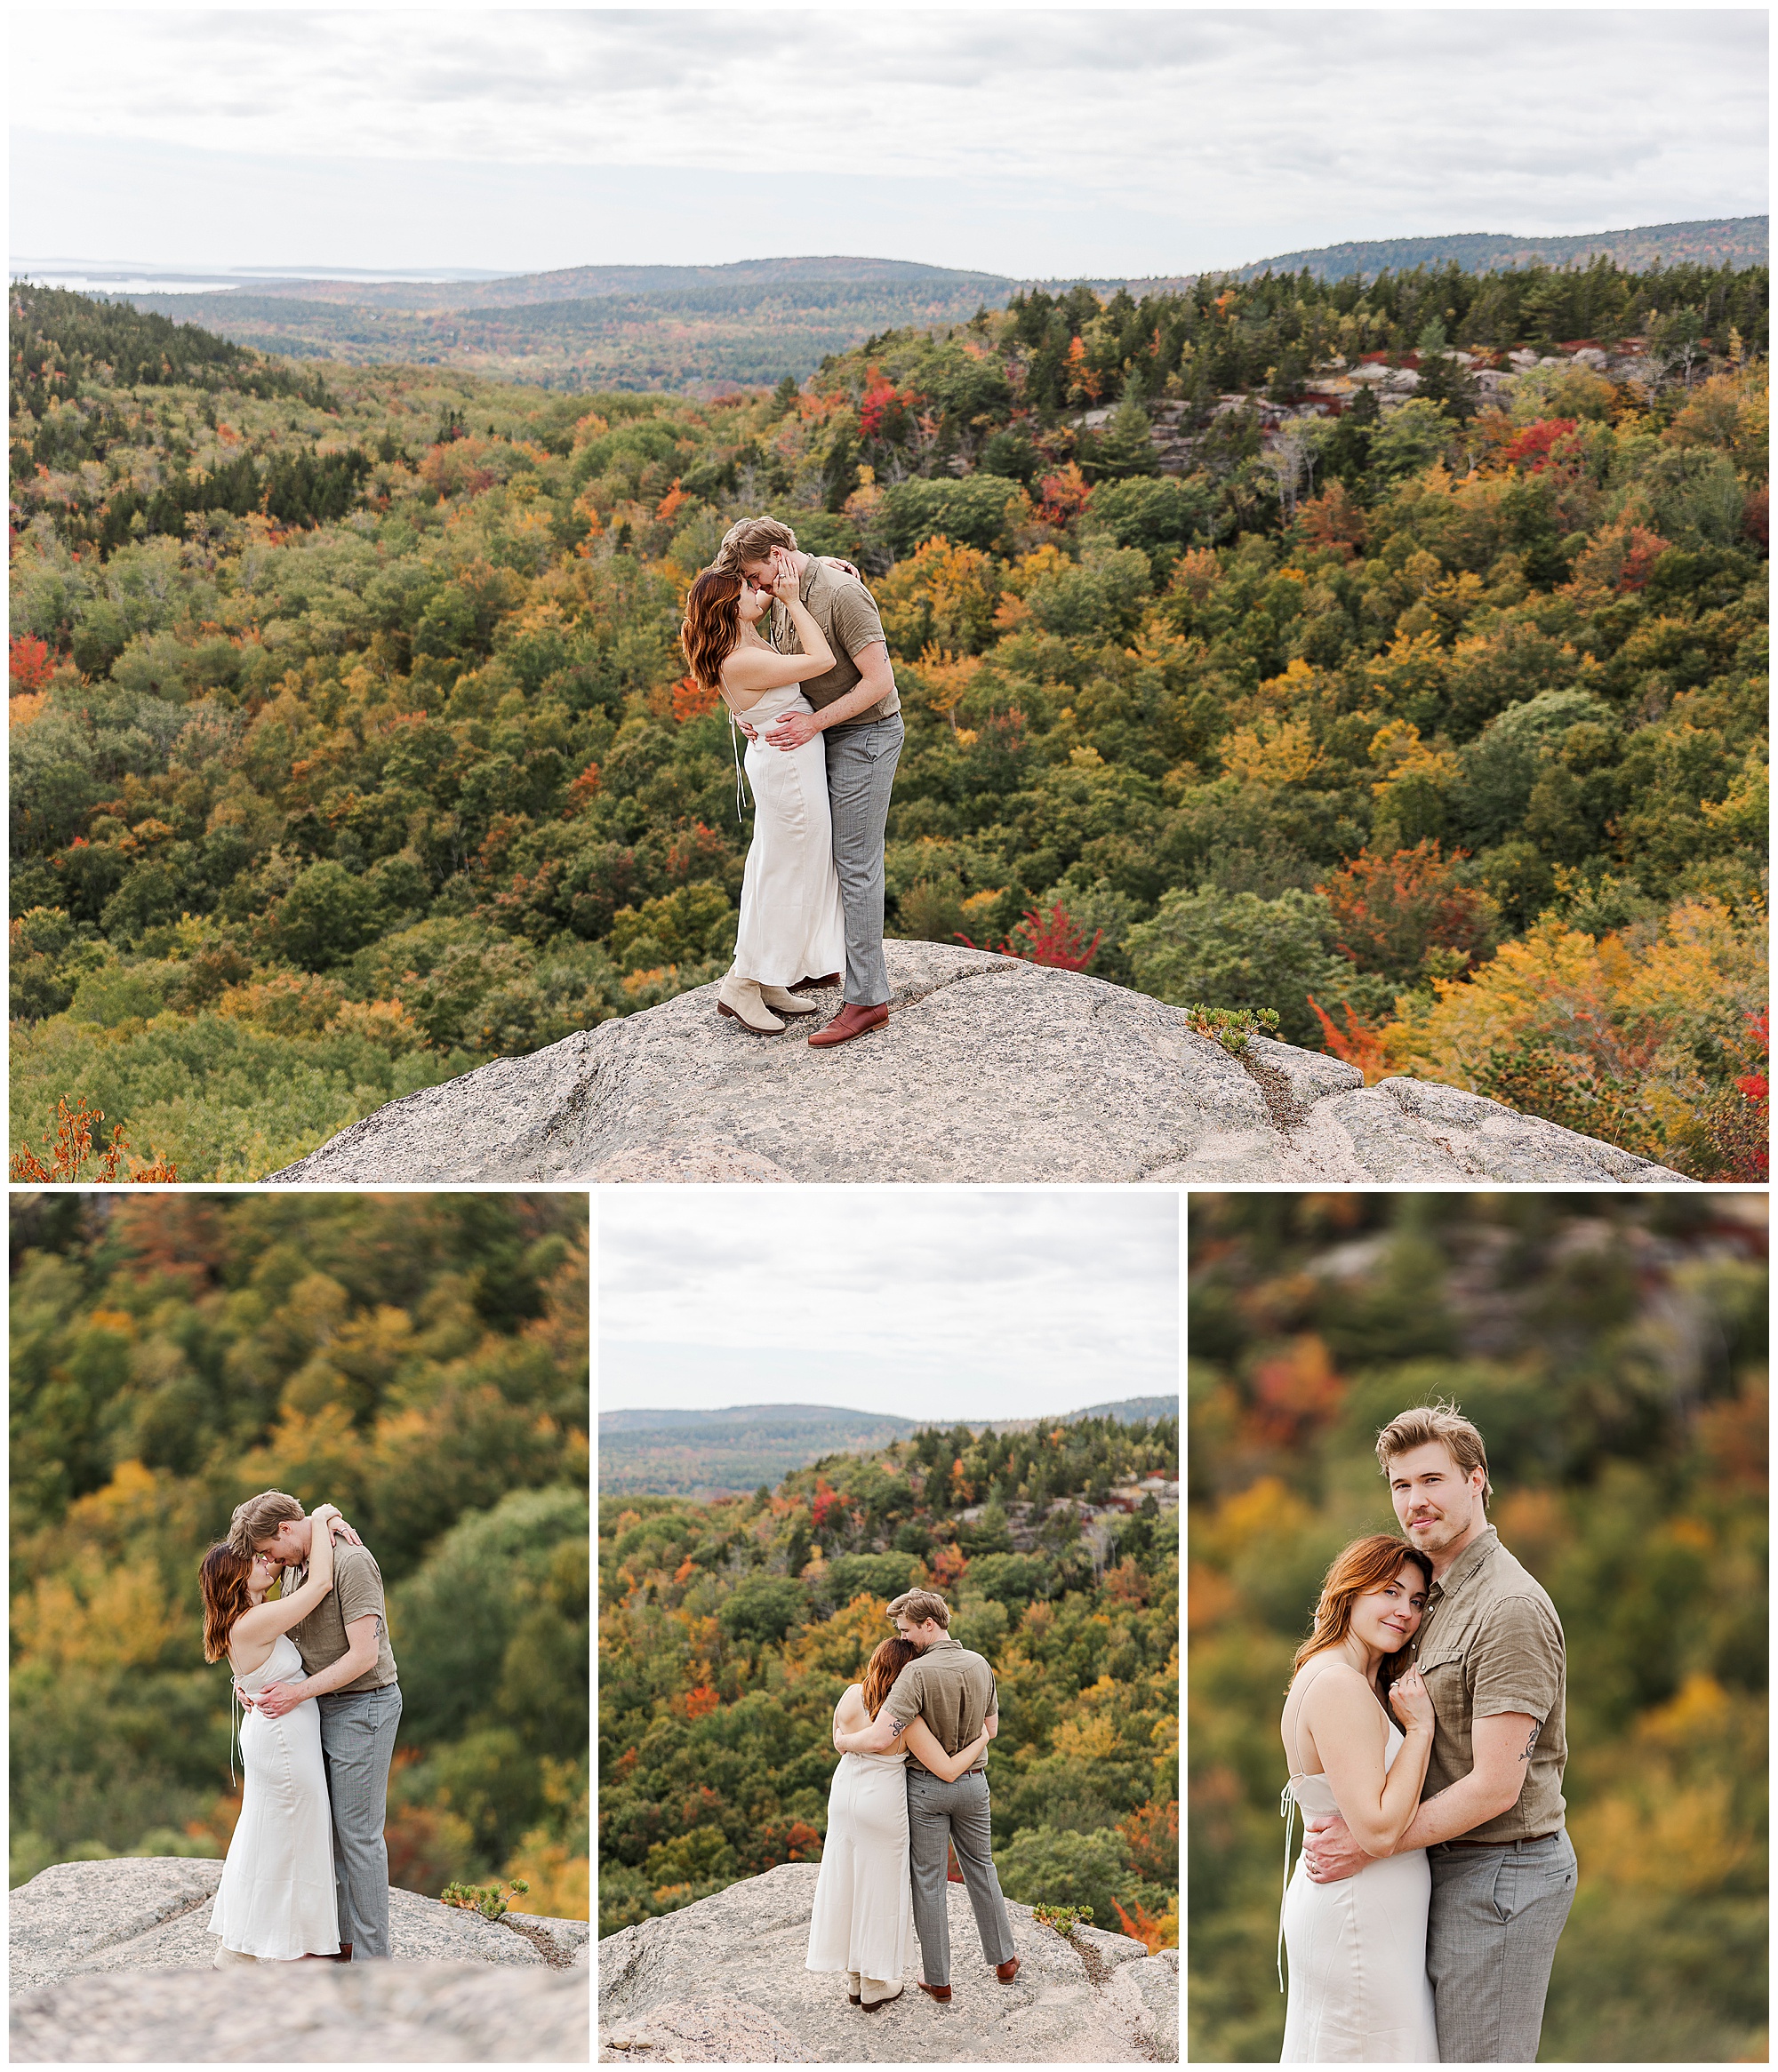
<box><xmin>861</xmin><ymin>1636</ymin><xmax>917</xmax><ymax>1719</ymax></box>
<box><xmin>681</xmin><ymin>568</ymin><xmax>746</xmax><ymax>693</ymax></box>
<box><xmin>200</xmin><ymin>1542</ymin><xmax>253</xmax><ymax>1663</ymax></box>
<box><xmin>1290</xmin><ymin>1534</ymin><xmax>1431</xmax><ymax>1687</ymax></box>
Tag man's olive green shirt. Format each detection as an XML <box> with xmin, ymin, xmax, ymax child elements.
<box><xmin>770</xmin><ymin>558</ymin><xmax>899</xmax><ymax>728</ymax></box>
<box><xmin>1417</xmin><ymin>1524</ymin><xmax>1567</xmax><ymax>1842</ymax></box>
<box><xmin>884</xmin><ymin>1633</ymin><xmax>997</xmax><ymax>1776</ymax></box>
<box><xmin>287</xmin><ymin>1541</ymin><xmax>399</xmax><ymax>1693</ymax></box>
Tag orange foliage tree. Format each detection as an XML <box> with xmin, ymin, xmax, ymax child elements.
<box><xmin>1317</xmin><ymin>840</ymin><xmax>1500</xmax><ymax>985</ymax></box>
<box><xmin>10</xmin><ymin>1097</ymin><xmax>179</xmax><ymax>1183</ymax></box>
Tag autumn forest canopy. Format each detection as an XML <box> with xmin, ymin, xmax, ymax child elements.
<box><xmin>598</xmin><ymin>1410</ymin><xmax>1178</xmax><ymax>1948</ymax></box>
<box><xmin>9</xmin><ymin>1192</ymin><xmax>589</xmax><ymax>1916</ymax></box>
<box><xmin>8</xmin><ymin>255</ymin><xmax>1769</xmax><ymax>1179</ymax></box>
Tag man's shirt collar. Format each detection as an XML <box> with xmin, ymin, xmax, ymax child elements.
<box><xmin>1428</xmin><ymin>1523</ymin><xmax>1499</xmax><ymax>1603</ymax></box>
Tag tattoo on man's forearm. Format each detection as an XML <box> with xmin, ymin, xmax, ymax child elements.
<box><xmin>888</xmin><ymin>1718</ymin><xmax>906</xmax><ymax>1739</ymax></box>
<box><xmin>1521</xmin><ymin>1724</ymin><xmax>1541</xmax><ymax>1762</ymax></box>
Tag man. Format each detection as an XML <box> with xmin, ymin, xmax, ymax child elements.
<box><xmin>228</xmin><ymin>1491</ymin><xmax>403</xmax><ymax>1964</ymax></box>
<box><xmin>838</xmin><ymin>1588</ymin><xmax>1020</xmax><ymax>2000</ymax></box>
<box><xmin>1302</xmin><ymin>1404</ymin><xmax>1576</xmax><ymax>2063</ymax></box>
<box><xmin>717</xmin><ymin>516</ymin><xmax>903</xmax><ymax>1050</ymax></box>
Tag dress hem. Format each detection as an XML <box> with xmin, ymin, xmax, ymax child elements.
<box><xmin>207</xmin><ymin>1929</ymin><xmax>341</xmax><ymax>1961</ymax></box>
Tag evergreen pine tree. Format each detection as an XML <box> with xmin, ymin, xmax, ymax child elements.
<box><xmin>1092</xmin><ymin>394</ymin><xmax>1160</xmax><ymax>479</ymax></box>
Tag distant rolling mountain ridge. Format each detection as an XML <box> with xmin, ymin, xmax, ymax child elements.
<box><xmin>1235</xmin><ymin>216</ymin><xmax>1768</xmax><ymax>282</ymax></box>
<box><xmin>103</xmin><ymin>257</ymin><xmax>1019</xmax><ymax>392</ymax></box>
<box><xmin>598</xmin><ymin>1396</ymin><xmax>1176</xmax><ymax>1496</ymax></box>
<box><xmin>69</xmin><ymin>220</ymin><xmax>1761</xmax><ymax>391</ymax></box>
<box><xmin>173</xmin><ymin>255</ymin><xmax>1017</xmax><ymax>311</ymax></box>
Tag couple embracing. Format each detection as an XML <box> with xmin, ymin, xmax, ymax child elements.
<box><xmin>1280</xmin><ymin>1404</ymin><xmax>1577</xmax><ymax>2063</ymax></box>
<box><xmin>197</xmin><ymin>1491</ymin><xmax>401</xmax><ymax>1964</ymax></box>
<box><xmin>681</xmin><ymin>516</ymin><xmax>901</xmax><ymax>1047</ymax></box>
<box><xmin>804</xmin><ymin>1589</ymin><xmax>1020</xmax><ymax>2011</ymax></box>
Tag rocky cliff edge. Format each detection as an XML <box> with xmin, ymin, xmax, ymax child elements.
<box><xmin>598</xmin><ymin>1860</ymin><xmax>1178</xmax><ymax>2063</ymax></box>
<box><xmin>9</xmin><ymin>1857</ymin><xmax>588</xmax><ymax>2063</ymax></box>
<box><xmin>270</xmin><ymin>942</ymin><xmax>1686</xmax><ymax>1185</ymax></box>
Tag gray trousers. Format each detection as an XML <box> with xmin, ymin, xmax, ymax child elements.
<box><xmin>906</xmin><ymin>1766</ymin><xmax>1015</xmax><ymax>1987</ymax></box>
<box><xmin>825</xmin><ymin>714</ymin><xmax>902</xmax><ymax>1007</ymax></box>
<box><xmin>318</xmin><ymin>1683</ymin><xmax>402</xmax><ymax>1959</ymax></box>
<box><xmin>1427</xmin><ymin>1831</ymin><xmax>1576</xmax><ymax>2061</ymax></box>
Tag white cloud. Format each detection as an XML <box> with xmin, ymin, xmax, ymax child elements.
<box><xmin>597</xmin><ymin>1188</ymin><xmax>1178</xmax><ymax>1418</ymax></box>
<box><xmin>10</xmin><ymin>10</ymin><xmax>1766</xmax><ymax>276</ymax></box>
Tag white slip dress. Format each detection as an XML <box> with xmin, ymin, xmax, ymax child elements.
<box><xmin>805</xmin><ymin>1736</ymin><xmax>917</xmax><ymax>1985</ymax></box>
<box><xmin>727</xmin><ymin>684</ymin><xmax>846</xmax><ymax>989</ymax></box>
<box><xmin>208</xmin><ymin>1633</ymin><xmax>340</xmax><ymax>1961</ymax></box>
<box><xmin>1278</xmin><ymin>1672</ymin><xmax>1438</xmax><ymax>2063</ymax></box>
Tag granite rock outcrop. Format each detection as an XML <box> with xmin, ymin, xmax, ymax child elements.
<box><xmin>597</xmin><ymin>1860</ymin><xmax>1177</xmax><ymax>2063</ymax></box>
<box><xmin>8</xmin><ymin>1858</ymin><xmax>588</xmax><ymax>2064</ymax></box>
<box><xmin>269</xmin><ymin>942</ymin><xmax>1686</xmax><ymax>1185</ymax></box>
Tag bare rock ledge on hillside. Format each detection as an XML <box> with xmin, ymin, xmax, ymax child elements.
<box><xmin>9</xmin><ymin>1858</ymin><xmax>588</xmax><ymax>2062</ymax></box>
<box><xmin>269</xmin><ymin>941</ymin><xmax>1687</xmax><ymax>1185</ymax></box>
<box><xmin>597</xmin><ymin>1860</ymin><xmax>1178</xmax><ymax>2063</ymax></box>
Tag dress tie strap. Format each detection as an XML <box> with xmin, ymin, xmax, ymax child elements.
<box><xmin>728</xmin><ymin>709</ymin><xmax>752</xmax><ymax>820</ymax></box>
<box><xmin>229</xmin><ymin>1676</ymin><xmax>241</xmax><ymax>1788</ymax></box>
<box><xmin>1277</xmin><ymin>1780</ymin><xmax>1297</xmax><ymax>1992</ymax></box>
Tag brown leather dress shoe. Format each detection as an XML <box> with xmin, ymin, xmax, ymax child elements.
<box><xmin>789</xmin><ymin>972</ymin><xmax>843</xmax><ymax>991</ymax></box>
<box><xmin>917</xmin><ymin>1980</ymin><xmax>951</xmax><ymax>2002</ymax></box>
<box><xmin>808</xmin><ymin>1001</ymin><xmax>890</xmax><ymax>1048</ymax></box>
<box><xmin>997</xmin><ymin>1956</ymin><xmax>1020</xmax><ymax>1982</ymax></box>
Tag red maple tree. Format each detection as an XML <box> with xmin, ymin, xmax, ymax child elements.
<box><xmin>10</xmin><ymin>632</ymin><xmax>53</xmax><ymax>692</ymax></box>
<box><xmin>957</xmin><ymin>901</ymin><xmax>1103</xmax><ymax>972</ymax></box>
<box><xmin>1498</xmin><ymin>418</ymin><xmax>1582</xmax><ymax>473</ymax></box>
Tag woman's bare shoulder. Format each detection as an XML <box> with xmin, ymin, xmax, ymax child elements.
<box><xmin>1292</xmin><ymin>1655</ymin><xmax>1372</xmax><ymax>1705</ymax></box>
<box><xmin>720</xmin><ymin>643</ymin><xmax>776</xmax><ymax>686</ymax></box>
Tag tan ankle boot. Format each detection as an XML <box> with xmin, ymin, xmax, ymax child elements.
<box><xmin>759</xmin><ymin>985</ymin><xmax>819</xmax><ymax>1015</ymax></box>
<box><xmin>717</xmin><ymin>975</ymin><xmax>785</xmax><ymax>1034</ymax></box>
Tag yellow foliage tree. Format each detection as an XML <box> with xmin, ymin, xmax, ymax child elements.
<box><xmin>1382</xmin><ymin>898</ymin><xmax>1768</xmax><ymax>1173</ymax></box>
<box><xmin>875</xmin><ymin>536</ymin><xmax>1002</xmax><ymax>661</ymax></box>
<box><xmin>1221</xmin><ymin>716</ymin><xmax>1322</xmax><ymax>787</ymax></box>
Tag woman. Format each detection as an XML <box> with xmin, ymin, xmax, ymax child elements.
<box><xmin>806</xmin><ymin>1636</ymin><xmax>996</xmax><ymax>2011</ymax></box>
<box><xmin>200</xmin><ymin>1501</ymin><xmax>349</xmax><ymax>1964</ymax></box>
<box><xmin>1278</xmin><ymin>1534</ymin><xmax>1438</xmax><ymax>2063</ymax></box>
<box><xmin>680</xmin><ymin>552</ymin><xmax>847</xmax><ymax>1034</ymax></box>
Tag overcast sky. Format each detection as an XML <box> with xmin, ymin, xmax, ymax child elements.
<box><xmin>10</xmin><ymin>6</ymin><xmax>1767</xmax><ymax>280</ymax></box>
<box><xmin>597</xmin><ymin>1189</ymin><xmax>1179</xmax><ymax>1420</ymax></box>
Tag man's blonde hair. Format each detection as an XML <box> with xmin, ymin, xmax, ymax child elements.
<box><xmin>887</xmin><ymin>1588</ymin><xmax>951</xmax><ymax>1630</ymax></box>
<box><xmin>1376</xmin><ymin>1401</ymin><xmax>1494</xmax><ymax>1505</ymax></box>
<box><xmin>716</xmin><ymin>515</ymin><xmax>798</xmax><ymax>571</ymax></box>
<box><xmin>228</xmin><ymin>1489</ymin><xmax>305</xmax><ymax>1556</ymax></box>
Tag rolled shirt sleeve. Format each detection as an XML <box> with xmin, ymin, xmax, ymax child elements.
<box><xmin>829</xmin><ymin>580</ymin><xmax>886</xmax><ymax>661</ymax></box>
<box><xmin>1472</xmin><ymin>1595</ymin><xmax>1562</xmax><ymax>1724</ymax></box>
<box><xmin>332</xmin><ymin>1551</ymin><xmax>384</xmax><ymax>1637</ymax></box>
